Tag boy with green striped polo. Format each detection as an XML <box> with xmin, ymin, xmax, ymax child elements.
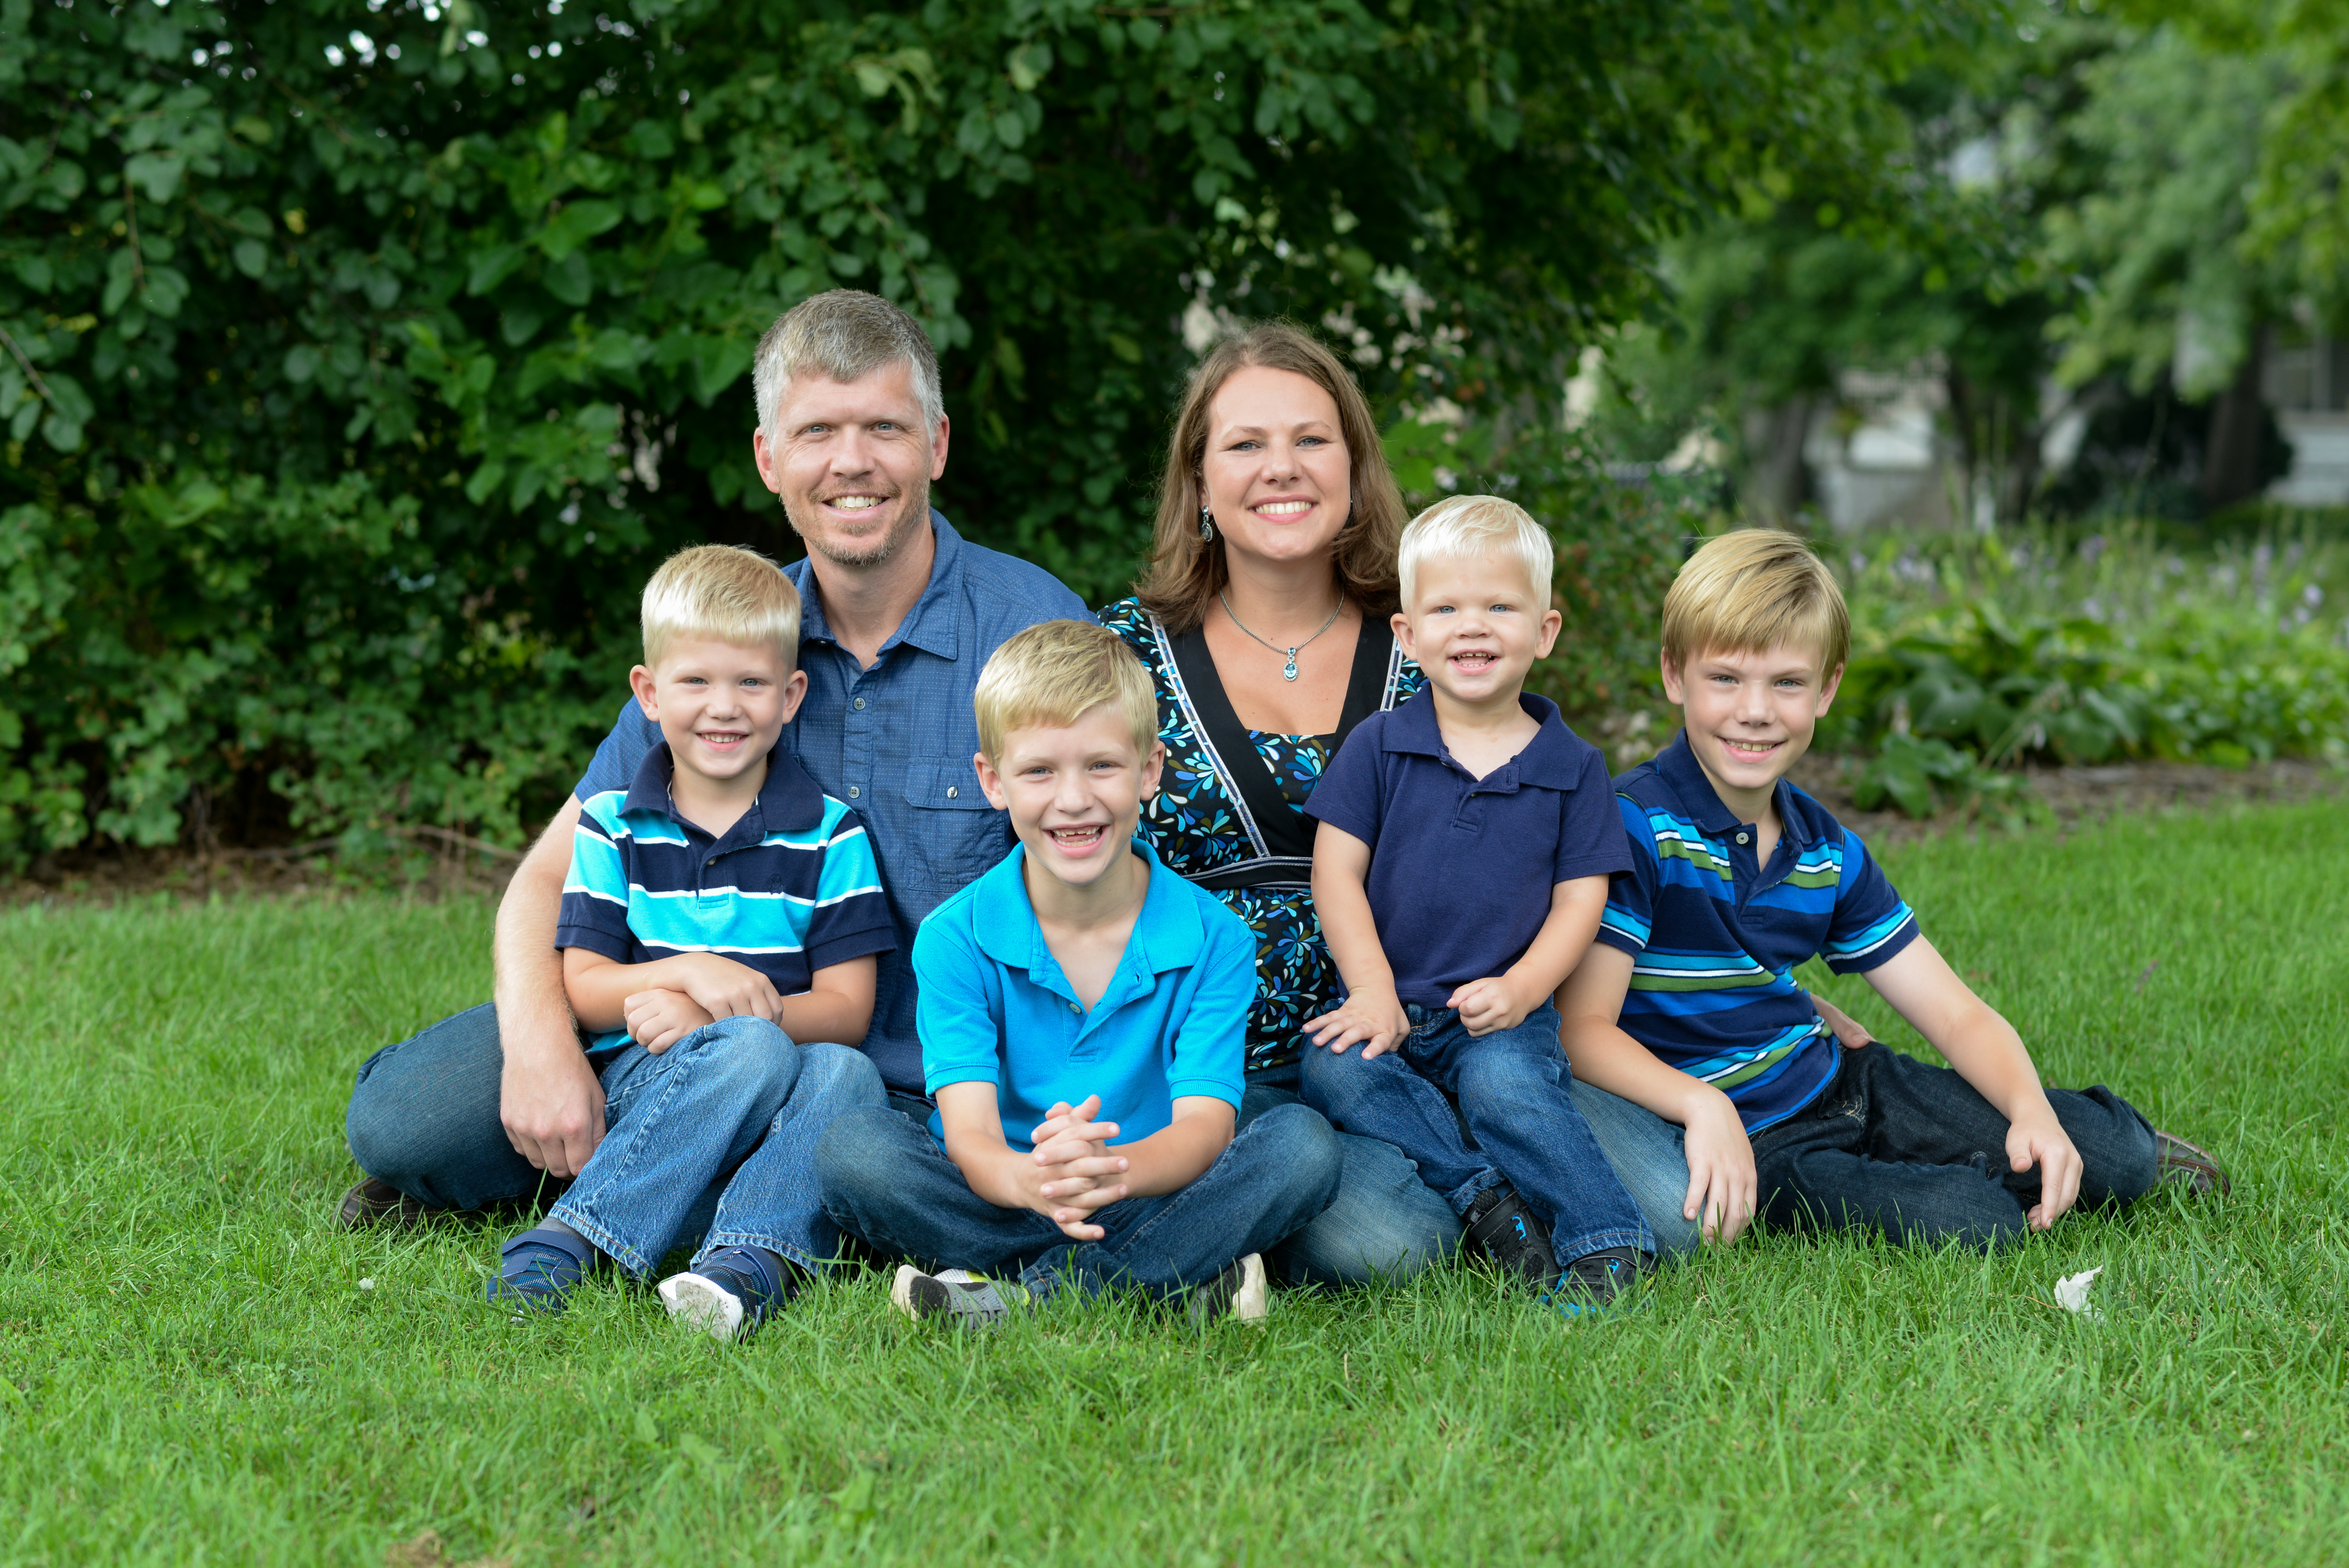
<box><xmin>1559</xmin><ymin>529</ymin><xmax>2228</xmax><ymax>1252</ymax></box>
<box><xmin>487</xmin><ymin>545</ymin><xmax>896</xmax><ymax>1337</ymax></box>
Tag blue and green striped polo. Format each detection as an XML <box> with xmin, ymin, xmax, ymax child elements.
<box><xmin>1595</xmin><ymin>732</ymin><xmax>1918</xmax><ymax>1131</ymax></box>
<box><xmin>556</xmin><ymin>740</ymin><xmax>896</xmax><ymax>1052</ymax></box>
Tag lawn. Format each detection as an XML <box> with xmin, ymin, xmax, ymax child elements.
<box><xmin>2</xmin><ymin>799</ymin><xmax>2344</xmax><ymax>1566</ymax></box>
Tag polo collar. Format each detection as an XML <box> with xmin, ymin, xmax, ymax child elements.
<box><xmin>1381</xmin><ymin>686</ymin><xmax>1588</xmax><ymax>789</ymax></box>
<box><xmin>971</xmin><ymin>839</ymin><xmax>1205</xmax><ymax>982</ymax></box>
<box><xmin>790</xmin><ymin>509</ymin><xmax>965</xmax><ymax>663</ymax></box>
<box><xmin>621</xmin><ymin>739</ymin><xmax>827</xmax><ymax>837</ymax></box>
<box><xmin>1654</xmin><ymin>730</ymin><xmax>1823</xmax><ymax>850</ymax></box>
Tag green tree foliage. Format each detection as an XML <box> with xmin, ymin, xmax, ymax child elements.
<box><xmin>0</xmin><ymin>0</ymin><xmax>1988</xmax><ymax>861</ymax></box>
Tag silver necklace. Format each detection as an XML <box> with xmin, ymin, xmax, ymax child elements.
<box><xmin>1219</xmin><ymin>590</ymin><xmax>1345</xmax><ymax>682</ymax></box>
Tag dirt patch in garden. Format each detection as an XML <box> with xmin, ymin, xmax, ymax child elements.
<box><xmin>1787</xmin><ymin>755</ymin><xmax>2348</xmax><ymax>849</ymax></box>
<box><xmin>3</xmin><ymin>757</ymin><xmax>2342</xmax><ymax>905</ymax></box>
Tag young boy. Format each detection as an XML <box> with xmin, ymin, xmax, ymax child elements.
<box><xmin>815</xmin><ymin>620</ymin><xmax>1342</xmax><ymax>1327</ymax></box>
<box><xmin>1300</xmin><ymin>495</ymin><xmax>1655</xmax><ymax>1311</ymax></box>
<box><xmin>1560</xmin><ymin>528</ymin><xmax>2228</xmax><ymax>1251</ymax></box>
<box><xmin>489</xmin><ymin>545</ymin><xmax>897</xmax><ymax>1336</ymax></box>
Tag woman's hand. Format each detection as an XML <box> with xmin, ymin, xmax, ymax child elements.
<box><xmin>1305</xmin><ymin>988</ymin><xmax>1411</xmax><ymax>1059</ymax></box>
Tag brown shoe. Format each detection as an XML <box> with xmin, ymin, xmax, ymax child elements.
<box><xmin>2153</xmin><ymin>1130</ymin><xmax>2230</xmax><ymax>1197</ymax></box>
<box><xmin>338</xmin><ymin>1175</ymin><xmax>434</xmax><ymax>1230</ymax></box>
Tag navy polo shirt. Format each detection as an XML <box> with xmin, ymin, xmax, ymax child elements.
<box><xmin>1595</xmin><ymin>732</ymin><xmax>1919</xmax><ymax>1131</ymax></box>
<box><xmin>1303</xmin><ymin>688</ymin><xmax>1632</xmax><ymax>1008</ymax></box>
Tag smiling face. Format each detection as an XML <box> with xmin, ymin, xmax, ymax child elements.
<box><xmin>1392</xmin><ymin>551</ymin><xmax>1563</xmax><ymax>711</ymax></box>
<box><xmin>1199</xmin><ymin>365</ymin><xmax>1354</xmax><ymax>572</ymax></box>
<box><xmin>752</xmin><ymin>358</ymin><xmax>949</xmax><ymax>570</ymax></box>
<box><xmin>1660</xmin><ymin>640</ymin><xmax>1844</xmax><ymax>817</ymax></box>
<box><xmin>629</xmin><ymin>636</ymin><xmax>808</xmax><ymax>791</ymax></box>
<box><xmin>974</xmin><ymin>702</ymin><xmax>1165</xmax><ymax>895</ymax></box>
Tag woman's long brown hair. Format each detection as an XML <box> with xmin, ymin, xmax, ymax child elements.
<box><xmin>1132</xmin><ymin>322</ymin><xmax>1406</xmax><ymax>633</ymax></box>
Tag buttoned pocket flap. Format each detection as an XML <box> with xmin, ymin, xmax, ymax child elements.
<box><xmin>904</xmin><ymin>759</ymin><xmax>992</xmax><ymax>809</ymax></box>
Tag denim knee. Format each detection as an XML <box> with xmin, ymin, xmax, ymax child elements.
<box><xmin>1244</xmin><ymin>1100</ymin><xmax>1345</xmax><ymax>1215</ymax></box>
<box><xmin>815</xmin><ymin>1105</ymin><xmax>915</xmax><ymax>1218</ymax></box>
<box><xmin>794</xmin><ymin>1039</ymin><xmax>885</xmax><ymax>1107</ymax></box>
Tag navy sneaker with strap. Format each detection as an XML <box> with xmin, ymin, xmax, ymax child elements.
<box><xmin>489</xmin><ymin>1226</ymin><xmax>596</xmax><ymax>1313</ymax></box>
<box><xmin>1545</xmin><ymin>1246</ymin><xmax>1654</xmax><ymax>1319</ymax></box>
<box><xmin>658</xmin><ymin>1246</ymin><xmax>801</xmax><ymax>1341</ymax></box>
<box><xmin>1462</xmin><ymin>1183</ymin><xmax>1557</xmax><ymax>1288</ymax></box>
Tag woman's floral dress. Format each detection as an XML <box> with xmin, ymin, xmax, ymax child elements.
<box><xmin>1099</xmin><ymin>597</ymin><xmax>1424</xmax><ymax>1075</ymax></box>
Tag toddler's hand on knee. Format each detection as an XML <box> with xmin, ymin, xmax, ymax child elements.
<box><xmin>1447</xmin><ymin>976</ymin><xmax>1532</xmax><ymax>1036</ymax></box>
<box><xmin>625</xmin><ymin>988</ymin><xmax>715</xmax><ymax>1054</ymax></box>
<box><xmin>1305</xmin><ymin>991</ymin><xmax>1408</xmax><ymax>1058</ymax></box>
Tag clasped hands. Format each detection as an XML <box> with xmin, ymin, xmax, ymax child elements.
<box><xmin>623</xmin><ymin>952</ymin><xmax>784</xmax><ymax>1053</ymax></box>
<box><xmin>1305</xmin><ymin>972</ymin><xmax>1540</xmax><ymax>1058</ymax></box>
<box><xmin>1018</xmin><ymin>1094</ymin><xmax>1131</xmax><ymax>1241</ymax></box>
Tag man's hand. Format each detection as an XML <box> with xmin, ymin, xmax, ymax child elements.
<box><xmin>1305</xmin><ymin>987</ymin><xmax>1411</xmax><ymax>1059</ymax></box>
<box><xmin>1681</xmin><ymin>1088</ymin><xmax>1758</xmax><ymax>1245</ymax></box>
<box><xmin>2006</xmin><ymin>1105</ymin><xmax>2083</xmax><ymax>1230</ymax></box>
<box><xmin>499</xmin><ymin>1039</ymin><xmax>606</xmax><ymax>1178</ymax></box>
<box><xmin>1449</xmin><ymin>974</ymin><xmax>1536</xmax><ymax>1037</ymax></box>
<box><xmin>666</xmin><ymin>951</ymin><xmax>786</xmax><ymax>1024</ymax></box>
<box><xmin>1026</xmin><ymin>1096</ymin><xmax>1131</xmax><ymax>1239</ymax></box>
<box><xmin>624</xmin><ymin>988</ymin><xmax>716</xmax><ymax>1054</ymax></box>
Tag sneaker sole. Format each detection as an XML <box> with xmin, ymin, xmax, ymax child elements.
<box><xmin>658</xmin><ymin>1272</ymin><xmax>745</xmax><ymax>1341</ymax></box>
<box><xmin>1230</xmin><ymin>1252</ymin><xmax>1269</xmax><ymax>1324</ymax></box>
<box><xmin>889</xmin><ymin>1263</ymin><xmax>926</xmax><ymax>1322</ymax></box>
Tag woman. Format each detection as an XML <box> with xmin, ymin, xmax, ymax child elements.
<box><xmin>1098</xmin><ymin>323</ymin><xmax>1460</xmax><ymax>1285</ymax></box>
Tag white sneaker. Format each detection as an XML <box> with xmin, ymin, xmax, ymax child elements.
<box><xmin>1188</xmin><ymin>1252</ymin><xmax>1269</xmax><ymax>1326</ymax></box>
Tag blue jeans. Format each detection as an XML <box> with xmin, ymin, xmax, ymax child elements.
<box><xmin>1301</xmin><ymin>1001</ymin><xmax>1653</xmax><ymax>1263</ymax></box>
<box><xmin>1573</xmin><ymin>1047</ymin><xmax>2160</xmax><ymax>1254</ymax></box>
<box><xmin>815</xmin><ymin>1101</ymin><xmax>1342</xmax><ymax>1301</ymax></box>
<box><xmin>548</xmin><ymin>1016</ymin><xmax>883</xmax><ymax>1277</ymax></box>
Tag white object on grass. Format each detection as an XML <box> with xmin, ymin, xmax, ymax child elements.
<box><xmin>2054</xmin><ymin>1266</ymin><xmax>2103</xmax><ymax>1318</ymax></box>
<box><xmin>658</xmin><ymin>1272</ymin><xmax>745</xmax><ymax>1341</ymax></box>
<box><xmin>358</xmin><ymin>1278</ymin><xmax>375</xmax><ymax>1291</ymax></box>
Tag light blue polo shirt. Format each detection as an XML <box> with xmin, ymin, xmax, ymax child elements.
<box><xmin>913</xmin><ymin>840</ymin><xmax>1253</xmax><ymax>1152</ymax></box>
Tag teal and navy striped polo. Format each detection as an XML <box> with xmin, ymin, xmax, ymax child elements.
<box><xmin>557</xmin><ymin>740</ymin><xmax>896</xmax><ymax>1052</ymax></box>
<box><xmin>1595</xmin><ymin>732</ymin><xmax>1918</xmax><ymax>1131</ymax></box>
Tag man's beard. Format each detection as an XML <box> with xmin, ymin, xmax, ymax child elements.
<box><xmin>786</xmin><ymin>483</ymin><xmax>928</xmax><ymax>569</ymax></box>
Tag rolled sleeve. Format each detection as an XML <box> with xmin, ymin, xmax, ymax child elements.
<box><xmin>913</xmin><ymin>915</ymin><xmax>1007</xmax><ymax>1097</ymax></box>
<box><xmin>555</xmin><ymin>804</ymin><xmax>636</xmax><ymax>960</ymax></box>
<box><xmin>1820</xmin><ymin>829</ymin><xmax>1919</xmax><ymax>974</ymax></box>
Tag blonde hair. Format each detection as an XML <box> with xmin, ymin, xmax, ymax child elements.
<box><xmin>974</xmin><ymin>620</ymin><xmax>1159</xmax><ymax>764</ymax></box>
<box><xmin>1661</xmin><ymin>530</ymin><xmax>1849</xmax><ymax>676</ymax></box>
<box><xmin>1397</xmin><ymin>494</ymin><xmax>1554</xmax><ymax>606</ymax></box>
<box><xmin>640</xmin><ymin>545</ymin><xmax>801</xmax><ymax>668</ymax></box>
<box><xmin>1133</xmin><ymin>322</ymin><xmax>1406</xmax><ymax>633</ymax></box>
<box><xmin>752</xmin><ymin>289</ymin><xmax>943</xmax><ymax>447</ymax></box>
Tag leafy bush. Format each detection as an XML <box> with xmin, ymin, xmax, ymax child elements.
<box><xmin>1826</xmin><ymin>524</ymin><xmax>2349</xmax><ymax>814</ymax></box>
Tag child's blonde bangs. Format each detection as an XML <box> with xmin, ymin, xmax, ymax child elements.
<box><xmin>1661</xmin><ymin>530</ymin><xmax>1849</xmax><ymax>676</ymax></box>
<box><xmin>641</xmin><ymin>545</ymin><xmax>801</xmax><ymax>668</ymax></box>
<box><xmin>1397</xmin><ymin>494</ymin><xmax>1554</xmax><ymax>606</ymax></box>
<box><xmin>975</xmin><ymin>621</ymin><xmax>1159</xmax><ymax>764</ymax></box>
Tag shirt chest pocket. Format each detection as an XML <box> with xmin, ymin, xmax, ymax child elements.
<box><xmin>902</xmin><ymin>759</ymin><xmax>1008</xmax><ymax>887</ymax></box>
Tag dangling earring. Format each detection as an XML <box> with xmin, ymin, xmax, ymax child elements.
<box><xmin>1198</xmin><ymin>505</ymin><xmax>1215</xmax><ymax>543</ymax></box>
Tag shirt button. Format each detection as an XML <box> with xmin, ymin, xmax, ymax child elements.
<box><xmin>853</xmin><ymin>697</ymin><xmax>866</xmax><ymax>710</ymax></box>
<box><xmin>1069</xmin><ymin>1001</ymin><xmax>1081</xmax><ymax>1013</ymax></box>
<box><xmin>1736</xmin><ymin>832</ymin><xmax>1750</xmax><ymax>845</ymax></box>
<box><xmin>946</xmin><ymin>786</ymin><xmax>958</xmax><ymax>799</ymax></box>
<box><xmin>848</xmin><ymin>785</ymin><xmax>861</xmax><ymax>798</ymax></box>
<box><xmin>706</xmin><ymin>857</ymin><xmax>717</xmax><ymax>866</ymax></box>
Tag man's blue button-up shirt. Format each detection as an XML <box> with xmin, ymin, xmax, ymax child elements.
<box><xmin>574</xmin><ymin>511</ymin><xmax>1091</xmax><ymax>1092</ymax></box>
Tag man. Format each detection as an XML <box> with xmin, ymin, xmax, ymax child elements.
<box><xmin>340</xmin><ymin>289</ymin><xmax>1088</xmax><ymax>1223</ymax></box>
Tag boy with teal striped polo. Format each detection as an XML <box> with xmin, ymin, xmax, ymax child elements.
<box><xmin>1559</xmin><ymin>530</ymin><xmax>2228</xmax><ymax>1253</ymax></box>
<box><xmin>488</xmin><ymin>545</ymin><xmax>896</xmax><ymax>1337</ymax></box>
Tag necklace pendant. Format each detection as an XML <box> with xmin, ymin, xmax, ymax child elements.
<box><xmin>1282</xmin><ymin>650</ymin><xmax>1300</xmax><ymax>682</ymax></box>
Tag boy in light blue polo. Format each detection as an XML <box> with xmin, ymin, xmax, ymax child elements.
<box><xmin>817</xmin><ymin>622</ymin><xmax>1342</xmax><ymax>1327</ymax></box>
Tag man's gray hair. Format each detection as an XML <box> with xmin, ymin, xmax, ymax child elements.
<box><xmin>752</xmin><ymin>290</ymin><xmax>944</xmax><ymax>445</ymax></box>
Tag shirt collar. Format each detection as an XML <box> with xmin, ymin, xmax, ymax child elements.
<box><xmin>789</xmin><ymin>509</ymin><xmax>965</xmax><ymax>663</ymax></box>
<box><xmin>621</xmin><ymin>738</ymin><xmax>827</xmax><ymax>836</ymax></box>
<box><xmin>1654</xmin><ymin>729</ymin><xmax>1823</xmax><ymax>849</ymax></box>
<box><xmin>1381</xmin><ymin>686</ymin><xmax>1588</xmax><ymax>789</ymax></box>
<box><xmin>971</xmin><ymin>838</ymin><xmax>1205</xmax><ymax>980</ymax></box>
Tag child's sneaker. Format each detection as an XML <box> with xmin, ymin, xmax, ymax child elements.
<box><xmin>1462</xmin><ymin>1183</ymin><xmax>1557</xmax><ymax>1287</ymax></box>
<box><xmin>2153</xmin><ymin>1129</ymin><xmax>2230</xmax><ymax>1196</ymax></box>
<box><xmin>1185</xmin><ymin>1253</ymin><xmax>1270</xmax><ymax>1328</ymax></box>
<box><xmin>488</xmin><ymin>1226</ymin><xmax>596</xmax><ymax>1313</ymax></box>
<box><xmin>658</xmin><ymin>1245</ymin><xmax>800</xmax><ymax>1341</ymax></box>
<box><xmin>891</xmin><ymin>1265</ymin><xmax>1028</xmax><ymax>1330</ymax></box>
<box><xmin>1545</xmin><ymin>1246</ymin><xmax>1653</xmax><ymax>1319</ymax></box>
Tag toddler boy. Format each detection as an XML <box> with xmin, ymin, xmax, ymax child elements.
<box><xmin>1301</xmin><ymin>495</ymin><xmax>1655</xmax><ymax>1311</ymax></box>
<box><xmin>489</xmin><ymin>545</ymin><xmax>896</xmax><ymax>1336</ymax></box>
<box><xmin>1560</xmin><ymin>528</ymin><xmax>2227</xmax><ymax>1250</ymax></box>
<box><xmin>816</xmin><ymin>620</ymin><xmax>1341</xmax><ymax>1327</ymax></box>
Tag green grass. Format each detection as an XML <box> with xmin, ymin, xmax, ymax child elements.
<box><xmin>3</xmin><ymin>801</ymin><xmax>2345</xmax><ymax>1566</ymax></box>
